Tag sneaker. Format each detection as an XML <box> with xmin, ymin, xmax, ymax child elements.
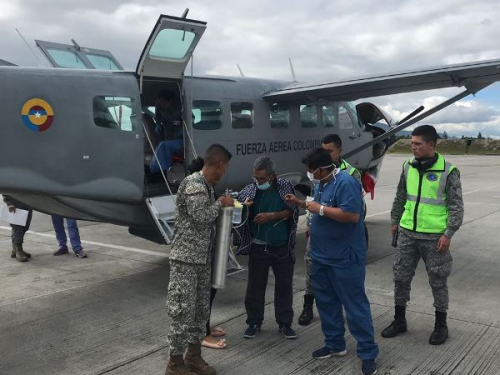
<box><xmin>53</xmin><ymin>248</ymin><xmax>69</xmax><ymax>256</ymax></box>
<box><xmin>312</xmin><ymin>346</ymin><xmax>347</xmax><ymax>359</ymax></box>
<box><xmin>362</xmin><ymin>359</ymin><xmax>377</xmax><ymax>375</ymax></box>
<box><xmin>278</xmin><ymin>324</ymin><xmax>297</xmax><ymax>339</ymax></box>
<box><xmin>243</xmin><ymin>324</ymin><xmax>261</xmax><ymax>339</ymax></box>
<box><xmin>74</xmin><ymin>250</ymin><xmax>88</xmax><ymax>258</ymax></box>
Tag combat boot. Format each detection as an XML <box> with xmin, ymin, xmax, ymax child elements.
<box><xmin>13</xmin><ymin>244</ymin><xmax>29</xmax><ymax>262</ymax></box>
<box><xmin>165</xmin><ymin>355</ymin><xmax>197</xmax><ymax>375</ymax></box>
<box><xmin>298</xmin><ymin>294</ymin><xmax>314</xmax><ymax>326</ymax></box>
<box><xmin>11</xmin><ymin>244</ymin><xmax>31</xmax><ymax>259</ymax></box>
<box><xmin>381</xmin><ymin>305</ymin><xmax>407</xmax><ymax>338</ymax></box>
<box><xmin>429</xmin><ymin>311</ymin><xmax>448</xmax><ymax>345</ymax></box>
<box><xmin>185</xmin><ymin>343</ymin><xmax>216</xmax><ymax>375</ymax></box>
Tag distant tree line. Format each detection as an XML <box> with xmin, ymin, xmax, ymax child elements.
<box><xmin>395</xmin><ymin>131</ymin><xmax>492</xmax><ymax>141</ymax></box>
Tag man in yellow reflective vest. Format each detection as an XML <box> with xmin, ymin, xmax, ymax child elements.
<box><xmin>382</xmin><ymin>125</ymin><xmax>464</xmax><ymax>345</ymax></box>
<box><xmin>298</xmin><ymin>134</ymin><xmax>363</xmax><ymax>326</ymax></box>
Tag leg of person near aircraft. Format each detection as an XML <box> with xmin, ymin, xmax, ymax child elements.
<box><xmin>10</xmin><ymin>209</ymin><xmax>33</xmax><ymax>262</ymax></box>
<box><xmin>202</xmin><ymin>288</ymin><xmax>227</xmax><ymax>349</ymax></box>
<box><xmin>312</xmin><ymin>261</ymin><xmax>379</xmax><ymax>375</ymax></box>
<box><xmin>382</xmin><ymin>231</ymin><xmax>452</xmax><ymax>345</ymax></box>
<box><xmin>65</xmin><ymin>218</ymin><xmax>87</xmax><ymax>258</ymax></box>
<box><xmin>52</xmin><ymin>216</ymin><xmax>87</xmax><ymax>258</ymax></box>
<box><xmin>298</xmin><ymin>238</ymin><xmax>314</xmax><ymax>326</ymax></box>
<box><xmin>166</xmin><ymin>260</ymin><xmax>215</xmax><ymax>375</ymax></box>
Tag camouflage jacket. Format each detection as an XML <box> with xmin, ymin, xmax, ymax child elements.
<box><xmin>2</xmin><ymin>195</ymin><xmax>30</xmax><ymax>210</ymax></box>
<box><xmin>170</xmin><ymin>171</ymin><xmax>222</xmax><ymax>265</ymax></box>
<box><xmin>391</xmin><ymin>163</ymin><xmax>464</xmax><ymax>239</ymax></box>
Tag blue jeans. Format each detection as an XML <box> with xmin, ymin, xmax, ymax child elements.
<box><xmin>51</xmin><ymin>215</ymin><xmax>82</xmax><ymax>251</ymax></box>
<box><xmin>150</xmin><ymin>140</ymin><xmax>183</xmax><ymax>173</ymax></box>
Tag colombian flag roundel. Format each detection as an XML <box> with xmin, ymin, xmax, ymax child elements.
<box><xmin>21</xmin><ymin>98</ymin><xmax>54</xmax><ymax>132</ymax></box>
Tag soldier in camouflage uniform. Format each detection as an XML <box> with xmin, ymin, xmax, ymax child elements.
<box><xmin>382</xmin><ymin>125</ymin><xmax>464</xmax><ymax>346</ymax></box>
<box><xmin>298</xmin><ymin>134</ymin><xmax>363</xmax><ymax>326</ymax></box>
<box><xmin>165</xmin><ymin>144</ymin><xmax>234</xmax><ymax>375</ymax></box>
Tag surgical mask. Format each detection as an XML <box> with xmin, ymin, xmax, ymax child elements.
<box><xmin>308</xmin><ymin>164</ymin><xmax>335</xmax><ymax>185</ymax></box>
<box><xmin>307</xmin><ymin>171</ymin><xmax>320</xmax><ymax>185</ymax></box>
<box><xmin>257</xmin><ymin>181</ymin><xmax>271</xmax><ymax>190</ymax></box>
<box><xmin>254</xmin><ymin>177</ymin><xmax>272</xmax><ymax>190</ymax></box>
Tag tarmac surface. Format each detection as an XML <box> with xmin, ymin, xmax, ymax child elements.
<box><xmin>1</xmin><ymin>154</ymin><xmax>500</xmax><ymax>375</ymax></box>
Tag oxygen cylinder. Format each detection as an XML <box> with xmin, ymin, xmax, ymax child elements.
<box><xmin>212</xmin><ymin>206</ymin><xmax>233</xmax><ymax>289</ymax></box>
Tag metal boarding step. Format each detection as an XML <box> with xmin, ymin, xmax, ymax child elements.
<box><xmin>145</xmin><ymin>195</ymin><xmax>177</xmax><ymax>244</ymax></box>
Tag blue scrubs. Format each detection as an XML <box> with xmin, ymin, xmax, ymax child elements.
<box><xmin>310</xmin><ymin>171</ymin><xmax>378</xmax><ymax>360</ymax></box>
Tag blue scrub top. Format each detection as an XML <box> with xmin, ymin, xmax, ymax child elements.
<box><xmin>310</xmin><ymin>170</ymin><xmax>366</xmax><ymax>267</ymax></box>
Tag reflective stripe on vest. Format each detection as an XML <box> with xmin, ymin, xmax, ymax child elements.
<box><xmin>340</xmin><ymin>160</ymin><xmax>356</xmax><ymax>176</ymax></box>
<box><xmin>400</xmin><ymin>153</ymin><xmax>455</xmax><ymax>233</ymax></box>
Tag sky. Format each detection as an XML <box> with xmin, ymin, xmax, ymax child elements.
<box><xmin>1</xmin><ymin>0</ymin><xmax>500</xmax><ymax>137</ymax></box>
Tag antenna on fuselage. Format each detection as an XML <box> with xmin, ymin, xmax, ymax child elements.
<box><xmin>236</xmin><ymin>64</ymin><xmax>245</xmax><ymax>77</ymax></box>
<box><xmin>15</xmin><ymin>28</ymin><xmax>44</xmax><ymax>67</ymax></box>
<box><xmin>289</xmin><ymin>57</ymin><xmax>297</xmax><ymax>82</ymax></box>
<box><xmin>181</xmin><ymin>8</ymin><xmax>189</xmax><ymax>18</ymax></box>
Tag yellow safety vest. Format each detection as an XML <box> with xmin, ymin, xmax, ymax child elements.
<box><xmin>400</xmin><ymin>153</ymin><xmax>455</xmax><ymax>234</ymax></box>
<box><xmin>340</xmin><ymin>159</ymin><xmax>357</xmax><ymax>176</ymax></box>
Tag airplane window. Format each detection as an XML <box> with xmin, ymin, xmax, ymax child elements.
<box><xmin>47</xmin><ymin>48</ymin><xmax>87</xmax><ymax>69</ymax></box>
<box><xmin>300</xmin><ymin>105</ymin><xmax>317</xmax><ymax>128</ymax></box>
<box><xmin>339</xmin><ymin>104</ymin><xmax>353</xmax><ymax>129</ymax></box>
<box><xmin>150</xmin><ymin>29</ymin><xmax>196</xmax><ymax>60</ymax></box>
<box><xmin>322</xmin><ymin>105</ymin><xmax>336</xmax><ymax>128</ymax></box>
<box><xmin>86</xmin><ymin>54</ymin><xmax>120</xmax><ymax>70</ymax></box>
<box><xmin>192</xmin><ymin>100</ymin><xmax>222</xmax><ymax>130</ymax></box>
<box><xmin>270</xmin><ymin>103</ymin><xmax>289</xmax><ymax>129</ymax></box>
<box><xmin>231</xmin><ymin>102</ymin><xmax>254</xmax><ymax>129</ymax></box>
<box><xmin>93</xmin><ymin>96</ymin><xmax>137</xmax><ymax>132</ymax></box>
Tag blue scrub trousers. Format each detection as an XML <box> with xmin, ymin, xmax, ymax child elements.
<box><xmin>311</xmin><ymin>260</ymin><xmax>378</xmax><ymax>360</ymax></box>
<box><xmin>51</xmin><ymin>215</ymin><xmax>82</xmax><ymax>252</ymax></box>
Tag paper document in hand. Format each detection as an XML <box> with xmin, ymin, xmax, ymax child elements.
<box><xmin>0</xmin><ymin>205</ymin><xmax>29</xmax><ymax>226</ymax></box>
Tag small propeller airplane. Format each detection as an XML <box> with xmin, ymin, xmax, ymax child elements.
<box><xmin>1</xmin><ymin>10</ymin><xmax>500</xmax><ymax>245</ymax></box>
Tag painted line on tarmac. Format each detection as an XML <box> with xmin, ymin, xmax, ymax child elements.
<box><xmin>463</xmin><ymin>184</ymin><xmax>500</xmax><ymax>196</ymax></box>
<box><xmin>365</xmin><ymin>210</ymin><xmax>391</xmax><ymax>218</ymax></box>
<box><xmin>0</xmin><ymin>225</ymin><xmax>169</xmax><ymax>258</ymax></box>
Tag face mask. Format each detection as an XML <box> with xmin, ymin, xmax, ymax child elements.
<box><xmin>254</xmin><ymin>176</ymin><xmax>272</xmax><ymax>190</ymax></box>
<box><xmin>257</xmin><ymin>181</ymin><xmax>271</xmax><ymax>190</ymax></box>
<box><xmin>308</xmin><ymin>165</ymin><xmax>335</xmax><ymax>185</ymax></box>
<box><xmin>307</xmin><ymin>171</ymin><xmax>320</xmax><ymax>185</ymax></box>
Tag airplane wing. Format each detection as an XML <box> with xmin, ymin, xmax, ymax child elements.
<box><xmin>263</xmin><ymin>58</ymin><xmax>500</xmax><ymax>102</ymax></box>
<box><xmin>0</xmin><ymin>59</ymin><xmax>16</xmax><ymax>66</ymax></box>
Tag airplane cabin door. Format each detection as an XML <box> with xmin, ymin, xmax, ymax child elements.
<box><xmin>337</xmin><ymin>102</ymin><xmax>372</xmax><ymax>169</ymax></box>
<box><xmin>136</xmin><ymin>15</ymin><xmax>207</xmax><ymax>80</ymax></box>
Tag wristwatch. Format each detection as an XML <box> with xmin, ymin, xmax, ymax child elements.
<box><xmin>319</xmin><ymin>205</ymin><xmax>325</xmax><ymax>216</ymax></box>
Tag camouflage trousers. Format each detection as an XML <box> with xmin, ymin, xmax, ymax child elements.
<box><xmin>11</xmin><ymin>209</ymin><xmax>32</xmax><ymax>245</ymax></box>
<box><xmin>167</xmin><ymin>259</ymin><xmax>211</xmax><ymax>356</ymax></box>
<box><xmin>304</xmin><ymin>238</ymin><xmax>314</xmax><ymax>296</ymax></box>
<box><xmin>394</xmin><ymin>231</ymin><xmax>453</xmax><ymax>312</ymax></box>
